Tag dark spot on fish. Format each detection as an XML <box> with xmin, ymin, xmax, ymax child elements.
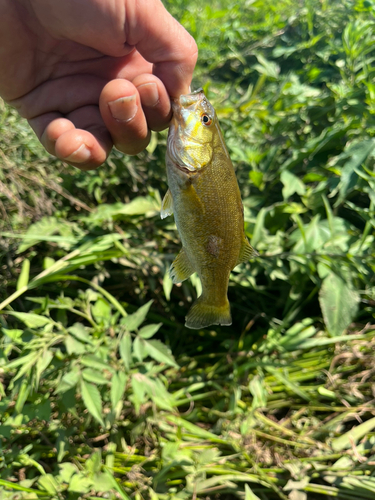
<box><xmin>206</xmin><ymin>235</ymin><xmax>223</xmax><ymax>258</ymax></box>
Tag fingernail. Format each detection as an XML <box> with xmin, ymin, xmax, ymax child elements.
<box><xmin>108</xmin><ymin>95</ymin><xmax>138</xmax><ymax>121</ymax></box>
<box><xmin>63</xmin><ymin>144</ymin><xmax>91</xmax><ymax>163</ymax></box>
<box><xmin>137</xmin><ymin>83</ymin><xmax>159</xmax><ymax>107</ymax></box>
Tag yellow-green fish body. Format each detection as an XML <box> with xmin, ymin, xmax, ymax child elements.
<box><xmin>162</xmin><ymin>90</ymin><xmax>256</xmax><ymax>329</ymax></box>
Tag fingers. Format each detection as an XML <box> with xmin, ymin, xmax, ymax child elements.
<box><xmin>11</xmin><ymin>75</ymin><xmax>107</xmax><ymax>119</ymax></box>
<box><xmin>30</xmin><ymin>0</ymin><xmax>198</xmax><ymax>98</ymax></box>
<box><xmin>99</xmin><ymin>76</ymin><xmax>171</xmax><ymax>155</ymax></box>
<box><xmin>28</xmin><ymin>75</ymin><xmax>171</xmax><ymax>168</ymax></box>
<box><xmin>13</xmin><ymin>74</ymin><xmax>112</xmax><ymax>169</ymax></box>
<box><xmin>133</xmin><ymin>74</ymin><xmax>172</xmax><ymax>132</ymax></box>
<box><xmin>128</xmin><ymin>0</ymin><xmax>198</xmax><ymax>97</ymax></box>
<box><xmin>29</xmin><ymin>107</ymin><xmax>112</xmax><ymax>170</ymax></box>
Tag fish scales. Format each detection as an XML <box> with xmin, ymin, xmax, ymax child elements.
<box><xmin>162</xmin><ymin>89</ymin><xmax>257</xmax><ymax>329</ymax></box>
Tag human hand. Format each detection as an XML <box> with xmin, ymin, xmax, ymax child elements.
<box><xmin>0</xmin><ymin>0</ymin><xmax>197</xmax><ymax>169</ymax></box>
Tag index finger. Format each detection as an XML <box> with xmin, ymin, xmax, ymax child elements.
<box><xmin>126</xmin><ymin>0</ymin><xmax>198</xmax><ymax>97</ymax></box>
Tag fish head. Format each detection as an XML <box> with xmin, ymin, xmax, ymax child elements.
<box><xmin>167</xmin><ymin>89</ymin><xmax>218</xmax><ymax>172</ymax></box>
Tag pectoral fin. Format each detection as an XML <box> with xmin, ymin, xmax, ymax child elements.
<box><xmin>161</xmin><ymin>189</ymin><xmax>174</xmax><ymax>219</ymax></box>
<box><xmin>235</xmin><ymin>238</ymin><xmax>258</xmax><ymax>267</ymax></box>
<box><xmin>170</xmin><ymin>248</ymin><xmax>194</xmax><ymax>284</ymax></box>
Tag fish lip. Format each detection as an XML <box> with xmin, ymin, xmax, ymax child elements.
<box><xmin>170</xmin><ymin>89</ymin><xmax>203</xmax><ymax>133</ymax></box>
<box><xmin>179</xmin><ymin>88</ymin><xmax>204</xmax><ymax>107</ymax></box>
<box><xmin>171</xmin><ymin>88</ymin><xmax>205</xmax><ymax>115</ymax></box>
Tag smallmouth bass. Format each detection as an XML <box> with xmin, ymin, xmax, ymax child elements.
<box><xmin>162</xmin><ymin>89</ymin><xmax>257</xmax><ymax>329</ymax></box>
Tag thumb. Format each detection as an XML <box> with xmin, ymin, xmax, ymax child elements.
<box><xmin>126</xmin><ymin>0</ymin><xmax>198</xmax><ymax>97</ymax></box>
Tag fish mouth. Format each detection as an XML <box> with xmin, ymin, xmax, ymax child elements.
<box><xmin>171</xmin><ymin>88</ymin><xmax>205</xmax><ymax>119</ymax></box>
<box><xmin>179</xmin><ymin>88</ymin><xmax>205</xmax><ymax>107</ymax></box>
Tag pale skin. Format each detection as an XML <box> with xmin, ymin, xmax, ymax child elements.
<box><xmin>0</xmin><ymin>0</ymin><xmax>198</xmax><ymax>170</ymax></box>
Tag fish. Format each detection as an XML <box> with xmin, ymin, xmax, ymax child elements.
<box><xmin>161</xmin><ymin>89</ymin><xmax>257</xmax><ymax>329</ymax></box>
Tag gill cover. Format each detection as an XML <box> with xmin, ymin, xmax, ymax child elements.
<box><xmin>168</xmin><ymin>90</ymin><xmax>216</xmax><ymax>171</ymax></box>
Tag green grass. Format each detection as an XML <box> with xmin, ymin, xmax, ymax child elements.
<box><xmin>1</xmin><ymin>0</ymin><xmax>375</xmax><ymax>499</ymax></box>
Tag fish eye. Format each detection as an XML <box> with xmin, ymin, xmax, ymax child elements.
<box><xmin>201</xmin><ymin>113</ymin><xmax>212</xmax><ymax>126</ymax></box>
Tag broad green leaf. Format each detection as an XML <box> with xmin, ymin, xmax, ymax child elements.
<box><xmin>85</xmin><ymin>450</ymin><xmax>102</xmax><ymax>474</ymax></box>
<box><xmin>114</xmin><ymin>196</ymin><xmax>160</xmax><ymax>215</ymax></box>
<box><xmin>138</xmin><ymin>323</ymin><xmax>162</xmax><ymax>339</ymax></box>
<box><xmin>5</xmin><ymin>312</ymin><xmax>52</xmax><ymax>328</ymax></box>
<box><xmin>133</xmin><ymin>336</ymin><xmax>147</xmax><ymax>362</ymax></box>
<box><xmin>142</xmin><ymin>376</ymin><xmax>175</xmax><ymax>411</ymax></box>
<box><xmin>249</xmin><ymin>375</ymin><xmax>267</xmax><ymax>410</ymax></box>
<box><xmin>86</xmin><ymin>196</ymin><xmax>159</xmax><ymax>223</ymax></box>
<box><xmin>131</xmin><ymin>374</ymin><xmax>147</xmax><ymax>414</ymax></box>
<box><xmin>82</xmin><ymin>368</ymin><xmax>108</xmax><ymax>385</ymax></box>
<box><xmin>80</xmin><ymin>379</ymin><xmax>104</xmax><ymax>426</ymax></box>
<box><xmin>36</xmin><ymin>350</ymin><xmax>53</xmax><ymax>386</ymax></box>
<box><xmin>119</xmin><ymin>332</ymin><xmax>132</xmax><ymax>371</ymax></box>
<box><xmin>17</xmin><ymin>258</ymin><xmax>30</xmax><ymax>290</ymax></box>
<box><xmin>291</xmin><ymin>215</ymin><xmax>330</xmax><ymax>253</ymax></box>
<box><xmin>319</xmin><ymin>273</ymin><xmax>359</xmax><ymax>336</ymax></box>
<box><xmin>143</xmin><ymin>339</ymin><xmax>178</xmax><ymax>367</ymax></box>
<box><xmin>95</xmin><ymin>471</ymin><xmax>131</xmax><ymax>499</ymax></box>
<box><xmin>15</xmin><ymin>216</ymin><xmax>79</xmax><ymax>253</ymax></box>
<box><xmin>65</xmin><ymin>335</ymin><xmax>87</xmax><ymax>355</ymax></box>
<box><xmin>68</xmin><ymin>474</ymin><xmax>93</xmax><ymax>493</ymax></box>
<box><xmin>15</xmin><ymin>379</ymin><xmax>30</xmax><ymax>414</ymax></box>
<box><xmin>91</xmin><ymin>297</ymin><xmax>111</xmax><ymax>325</ymax></box>
<box><xmin>120</xmin><ymin>300</ymin><xmax>153</xmax><ymax>331</ymax></box>
<box><xmin>59</xmin><ymin>462</ymin><xmax>77</xmax><ymax>483</ymax></box>
<box><xmin>334</xmin><ymin>139</ymin><xmax>375</xmax><ymax>205</ymax></box>
<box><xmin>245</xmin><ymin>484</ymin><xmax>261</xmax><ymax>500</ymax></box>
<box><xmin>249</xmin><ymin>170</ymin><xmax>263</xmax><ymax>188</ymax></box>
<box><xmin>93</xmin><ymin>471</ymin><xmax>117</xmax><ymax>493</ymax></box>
<box><xmin>55</xmin><ymin>368</ymin><xmax>80</xmax><ymax>394</ymax></box>
<box><xmin>280</xmin><ymin>170</ymin><xmax>306</xmax><ymax>199</ymax></box>
<box><xmin>68</xmin><ymin>323</ymin><xmax>92</xmax><ymax>343</ymax></box>
<box><xmin>81</xmin><ymin>354</ymin><xmax>115</xmax><ymax>373</ymax></box>
<box><xmin>110</xmin><ymin>371</ymin><xmax>127</xmax><ymax>409</ymax></box>
<box><xmin>9</xmin><ymin>352</ymin><xmax>40</xmax><ymax>385</ymax></box>
<box><xmin>38</xmin><ymin>474</ymin><xmax>59</xmax><ymax>495</ymax></box>
<box><xmin>1</xmin><ymin>328</ymin><xmax>23</xmax><ymax>341</ymax></box>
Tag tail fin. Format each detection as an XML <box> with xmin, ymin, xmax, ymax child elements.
<box><xmin>185</xmin><ymin>296</ymin><xmax>232</xmax><ymax>330</ymax></box>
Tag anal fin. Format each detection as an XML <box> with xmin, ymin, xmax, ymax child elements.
<box><xmin>161</xmin><ymin>188</ymin><xmax>174</xmax><ymax>219</ymax></box>
<box><xmin>235</xmin><ymin>237</ymin><xmax>258</xmax><ymax>267</ymax></box>
<box><xmin>169</xmin><ymin>247</ymin><xmax>194</xmax><ymax>284</ymax></box>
